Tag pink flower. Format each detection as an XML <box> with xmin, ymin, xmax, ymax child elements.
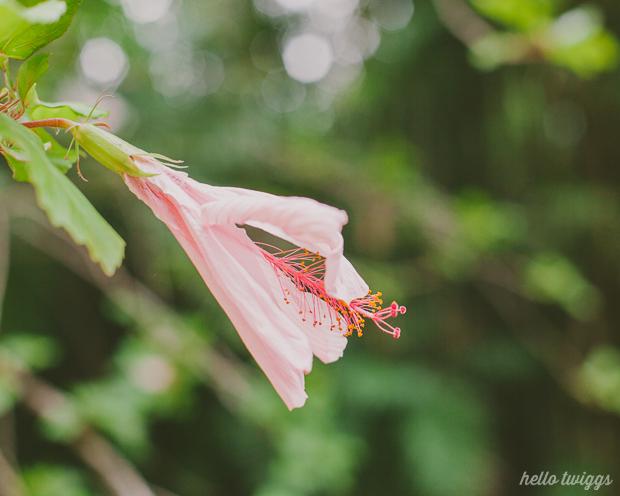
<box><xmin>123</xmin><ymin>158</ymin><xmax>405</xmax><ymax>410</ymax></box>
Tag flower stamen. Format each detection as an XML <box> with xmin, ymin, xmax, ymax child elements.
<box><xmin>258</xmin><ymin>244</ymin><xmax>405</xmax><ymax>338</ymax></box>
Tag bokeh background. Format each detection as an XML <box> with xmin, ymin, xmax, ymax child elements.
<box><xmin>2</xmin><ymin>0</ymin><xmax>620</xmax><ymax>494</ymax></box>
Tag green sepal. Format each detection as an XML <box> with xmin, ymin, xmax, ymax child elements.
<box><xmin>71</xmin><ymin>123</ymin><xmax>157</xmax><ymax>178</ymax></box>
<box><xmin>133</xmin><ymin>152</ymin><xmax>186</xmax><ymax>167</ymax></box>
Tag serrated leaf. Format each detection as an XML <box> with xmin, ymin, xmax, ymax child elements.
<box><xmin>30</xmin><ymin>99</ymin><xmax>109</xmax><ymax>121</ymax></box>
<box><xmin>0</xmin><ymin>114</ymin><xmax>125</xmax><ymax>275</ymax></box>
<box><xmin>5</xmin><ymin>159</ymin><xmax>29</xmax><ymax>181</ymax></box>
<box><xmin>3</xmin><ymin>0</ymin><xmax>78</xmax><ymax>61</ymax></box>
<box><xmin>17</xmin><ymin>52</ymin><xmax>49</xmax><ymax>103</ymax></box>
<box><xmin>0</xmin><ymin>140</ymin><xmax>28</xmax><ymax>161</ymax></box>
<box><xmin>0</xmin><ymin>1</ymin><xmax>66</xmax><ymax>56</ymax></box>
<box><xmin>33</xmin><ymin>127</ymin><xmax>76</xmax><ymax>172</ymax></box>
<box><xmin>0</xmin><ymin>3</ymin><xmax>32</xmax><ymax>47</ymax></box>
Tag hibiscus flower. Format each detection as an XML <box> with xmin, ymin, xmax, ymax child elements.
<box><xmin>126</xmin><ymin>158</ymin><xmax>405</xmax><ymax>409</ymax></box>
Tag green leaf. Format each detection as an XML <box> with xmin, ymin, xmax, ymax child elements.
<box><xmin>31</xmin><ymin>99</ymin><xmax>109</xmax><ymax>121</ymax></box>
<box><xmin>0</xmin><ymin>1</ymin><xmax>66</xmax><ymax>58</ymax></box>
<box><xmin>5</xmin><ymin>157</ymin><xmax>29</xmax><ymax>181</ymax></box>
<box><xmin>24</xmin><ymin>464</ymin><xmax>97</xmax><ymax>496</ymax></box>
<box><xmin>17</xmin><ymin>0</ymin><xmax>65</xmax><ymax>22</ymax></box>
<box><xmin>0</xmin><ymin>374</ymin><xmax>18</xmax><ymax>416</ymax></box>
<box><xmin>1</xmin><ymin>333</ymin><xmax>60</xmax><ymax>370</ymax></box>
<box><xmin>0</xmin><ymin>114</ymin><xmax>125</xmax><ymax>275</ymax></box>
<box><xmin>74</xmin><ymin>378</ymin><xmax>151</xmax><ymax>453</ymax></box>
<box><xmin>0</xmin><ymin>139</ymin><xmax>28</xmax><ymax>161</ymax></box>
<box><xmin>3</xmin><ymin>0</ymin><xmax>79</xmax><ymax>61</ymax></box>
<box><xmin>470</xmin><ymin>0</ymin><xmax>555</xmax><ymax>31</ymax></box>
<box><xmin>39</xmin><ymin>399</ymin><xmax>83</xmax><ymax>442</ymax></box>
<box><xmin>33</xmin><ymin>128</ymin><xmax>76</xmax><ymax>172</ymax></box>
<box><xmin>0</xmin><ymin>2</ymin><xmax>37</xmax><ymax>50</ymax></box>
<box><xmin>17</xmin><ymin>52</ymin><xmax>49</xmax><ymax>103</ymax></box>
<box><xmin>548</xmin><ymin>31</ymin><xmax>619</xmax><ymax>78</ymax></box>
<box><xmin>523</xmin><ymin>252</ymin><xmax>601</xmax><ymax>321</ymax></box>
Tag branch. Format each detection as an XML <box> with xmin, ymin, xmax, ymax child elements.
<box><xmin>431</xmin><ymin>0</ymin><xmax>547</xmax><ymax>66</ymax></box>
<box><xmin>475</xmin><ymin>261</ymin><xmax>584</xmax><ymax>397</ymax></box>
<box><xmin>73</xmin><ymin>432</ymin><xmax>157</xmax><ymax>496</ymax></box>
<box><xmin>0</xmin><ymin>446</ymin><xmax>25</xmax><ymax>496</ymax></box>
<box><xmin>18</xmin><ymin>372</ymin><xmax>157</xmax><ymax>496</ymax></box>
<box><xmin>430</xmin><ymin>0</ymin><xmax>494</xmax><ymax>45</ymax></box>
<box><xmin>0</xmin><ymin>207</ymin><xmax>9</xmax><ymax>328</ymax></box>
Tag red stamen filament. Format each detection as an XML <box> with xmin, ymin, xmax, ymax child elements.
<box><xmin>258</xmin><ymin>244</ymin><xmax>405</xmax><ymax>338</ymax></box>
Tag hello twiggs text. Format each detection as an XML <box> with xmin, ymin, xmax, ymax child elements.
<box><xmin>520</xmin><ymin>472</ymin><xmax>613</xmax><ymax>490</ymax></box>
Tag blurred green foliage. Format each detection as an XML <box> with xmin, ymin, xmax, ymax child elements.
<box><xmin>1</xmin><ymin>0</ymin><xmax>620</xmax><ymax>495</ymax></box>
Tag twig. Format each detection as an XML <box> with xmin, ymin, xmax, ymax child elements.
<box><xmin>73</xmin><ymin>432</ymin><xmax>156</xmax><ymax>496</ymax></box>
<box><xmin>0</xmin><ymin>412</ymin><xmax>16</xmax><ymax>469</ymax></box>
<box><xmin>430</xmin><ymin>0</ymin><xmax>494</xmax><ymax>45</ymax></box>
<box><xmin>0</xmin><ymin>207</ymin><xmax>9</xmax><ymax>328</ymax></box>
<box><xmin>475</xmin><ymin>263</ymin><xmax>584</xmax><ymax>397</ymax></box>
<box><xmin>18</xmin><ymin>372</ymin><xmax>157</xmax><ymax>496</ymax></box>
<box><xmin>0</xmin><ymin>211</ymin><xmax>18</xmax><ymax>496</ymax></box>
<box><xmin>0</xmin><ymin>446</ymin><xmax>25</xmax><ymax>496</ymax></box>
<box><xmin>430</xmin><ymin>0</ymin><xmax>544</xmax><ymax>64</ymax></box>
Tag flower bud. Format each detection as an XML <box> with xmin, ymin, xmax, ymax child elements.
<box><xmin>70</xmin><ymin>123</ymin><xmax>155</xmax><ymax>178</ymax></box>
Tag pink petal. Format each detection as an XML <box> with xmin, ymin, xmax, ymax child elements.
<box><xmin>124</xmin><ymin>159</ymin><xmax>313</xmax><ymax>409</ymax></box>
<box><xmin>201</xmin><ymin>193</ymin><xmax>369</xmax><ymax>302</ymax></box>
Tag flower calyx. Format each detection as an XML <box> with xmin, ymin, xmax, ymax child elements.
<box><xmin>22</xmin><ymin>117</ymin><xmax>183</xmax><ymax>178</ymax></box>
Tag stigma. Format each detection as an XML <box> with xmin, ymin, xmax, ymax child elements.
<box><xmin>258</xmin><ymin>245</ymin><xmax>405</xmax><ymax>338</ymax></box>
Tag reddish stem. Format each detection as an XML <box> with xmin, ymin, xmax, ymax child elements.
<box><xmin>22</xmin><ymin>118</ymin><xmax>74</xmax><ymax>130</ymax></box>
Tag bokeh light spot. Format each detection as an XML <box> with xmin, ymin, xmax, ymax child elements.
<box><xmin>79</xmin><ymin>37</ymin><xmax>128</xmax><ymax>86</ymax></box>
<box><xmin>370</xmin><ymin>0</ymin><xmax>414</xmax><ymax>32</ymax></box>
<box><xmin>283</xmin><ymin>33</ymin><xmax>334</xmax><ymax>83</ymax></box>
<box><xmin>276</xmin><ymin>0</ymin><xmax>314</xmax><ymax>12</ymax></box>
<box><xmin>121</xmin><ymin>0</ymin><xmax>172</xmax><ymax>24</ymax></box>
